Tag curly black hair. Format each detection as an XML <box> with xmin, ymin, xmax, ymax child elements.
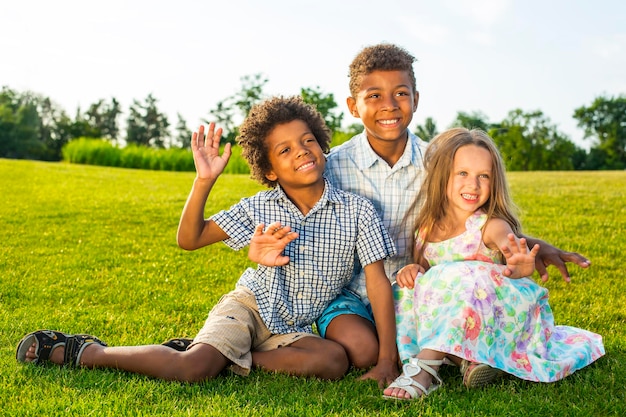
<box><xmin>237</xmin><ymin>96</ymin><xmax>331</xmax><ymax>188</ymax></box>
<box><xmin>348</xmin><ymin>43</ymin><xmax>417</xmax><ymax>97</ymax></box>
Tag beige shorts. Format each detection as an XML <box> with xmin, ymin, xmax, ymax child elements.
<box><xmin>190</xmin><ymin>286</ymin><xmax>317</xmax><ymax>376</ymax></box>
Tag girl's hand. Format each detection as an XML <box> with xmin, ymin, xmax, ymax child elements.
<box><xmin>502</xmin><ymin>234</ymin><xmax>540</xmax><ymax>279</ymax></box>
<box><xmin>395</xmin><ymin>263</ymin><xmax>424</xmax><ymax>289</ymax></box>
<box><xmin>248</xmin><ymin>222</ymin><xmax>299</xmax><ymax>266</ymax></box>
<box><xmin>191</xmin><ymin>123</ymin><xmax>231</xmax><ymax>180</ymax></box>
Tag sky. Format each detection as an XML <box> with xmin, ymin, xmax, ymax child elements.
<box><xmin>2</xmin><ymin>0</ymin><xmax>625</xmax><ymax>149</ymax></box>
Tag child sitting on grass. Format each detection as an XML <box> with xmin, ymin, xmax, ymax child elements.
<box><xmin>383</xmin><ymin>128</ymin><xmax>605</xmax><ymax>400</ymax></box>
<box><xmin>16</xmin><ymin>96</ymin><xmax>397</xmax><ymax>382</ymax></box>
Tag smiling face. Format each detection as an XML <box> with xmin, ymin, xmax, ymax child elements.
<box><xmin>446</xmin><ymin>144</ymin><xmax>493</xmax><ymax>219</ymax></box>
<box><xmin>347</xmin><ymin>69</ymin><xmax>418</xmax><ymax>147</ymax></box>
<box><xmin>264</xmin><ymin>119</ymin><xmax>326</xmax><ymax>193</ymax></box>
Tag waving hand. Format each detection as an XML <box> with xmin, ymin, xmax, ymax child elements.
<box><xmin>192</xmin><ymin>123</ymin><xmax>231</xmax><ymax>180</ymax></box>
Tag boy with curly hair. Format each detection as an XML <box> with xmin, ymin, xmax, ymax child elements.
<box><xmin>16</xmin><ymin>96</ymin><xmax>397</xmax><ymax>383</ymax></box>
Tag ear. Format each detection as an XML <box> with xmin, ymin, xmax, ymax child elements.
<box><xmin>413</xmin><ymin>90</ymin><xmax>420</xmax><ymax>112</ymax></box>
<box><xmin>346</xmin><ymin>96</ymin><xmax>359</xmax><ymax>118</ymax></box>
<box><xmin>265</xmin><ymin>170</ymin><xmax>278</xmax><ymax>182</ymax></box>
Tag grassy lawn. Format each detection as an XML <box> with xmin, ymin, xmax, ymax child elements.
<box><xmin>1</xmin><ymin>159</ymin><xmax>625</xmax><ymax>416</ymax></box>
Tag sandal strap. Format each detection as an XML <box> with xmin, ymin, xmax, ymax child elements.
<box><xmin>386</xmin><ymin>376</ymin><xmax>430</xmax><ymax>399</ymax></box>
<box><xmin>16</xmin><ymin>330</ymin><xmax>69</xmax><ymax>364</ymax></box>
<box><xmin>162</xmin><ymin>337</ymin><xmax>193</xmax><ymax>351</ymax></box>
<box><xmin>403</xmin><ymin>358</ymin><xmax>444</xmax><ymax>387</ymax></box>
<box><xmin>384</xmin><ymin>357</ymin><xmax>444</xmax><ymax>400</ymax></box>
<box><xmin>63</xmin><ymin>334</ymin><xmax>108</xmax><ymax>367</ymax></box>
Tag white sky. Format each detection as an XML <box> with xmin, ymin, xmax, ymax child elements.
<box><xmin>2</xmin><ymin>0</ymin><xmax>625</xmax><ymax>149</ymax></box>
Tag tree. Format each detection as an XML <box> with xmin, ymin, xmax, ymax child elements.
<box><xmin>490</xmin><ymin>109</ymin><xmax>577</xmax><ymax>171</ymax></box>
<box><xmin>85</xmin><ymin>98</ymin><xmax>122</xmax><ymax>143</ymax></box>
<box><xmin>174</xmin><ymin>113</ymin><xmax>192</xmax><ymax>149</ymax></box>
<box><xmin>450</xmin><ymin>111</ymin><xmax>491</xmax><ymax>131</ymax></box>
<box><xmin>300</xmin><ymin>86</ymin><xmax>343</xmax><ymax>133</ymax></box>
<box><xmin>126</xmin><ymin>94</ymin><xmax>170</xmax><ymax>148</ymax></box>
<box><xmin>207</xmin><ymin>73</ymin><xmax>268</xmax><ymax>144</ymax></box>
<box><xmin>330</xmin><ymin>122</ymin><xmax>364</xmax><ymax>147</ymax></box>
<box><xmin>414</xmin><ymin>117</ymin><xmax>438</xmax><ymax>141</ymax></box>
<box><xmin>574</xmin><ymin>95</ymin><xmax>626</xmax><ymax>169</ymax></box>
<box><xmin>69</xmin><ymin>106</ymin><xmax>101</xmax><ymax>140</ymax></box>
<box><xmin>0</xmin><ymin>87</ymin><xmax>62</xmax><ymax>160</ymax></box>
<box><xmin>0</xmin><ymin>87</ymin><xmax>23</xmax><ymax>158</ymax></box>
<box><xmin>37</xmin><ymin>96</ymin><xmax>73</xmax><ymax>160</ymax></box>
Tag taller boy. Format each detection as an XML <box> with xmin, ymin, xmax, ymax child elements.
<box><xmin>316</xmin><ymin>43</ymin><xmax>592</xmax><ymax>381</ymax></box>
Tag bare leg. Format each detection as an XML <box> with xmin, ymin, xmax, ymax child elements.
<box><xmin>24</xmin><ymin>341</ymin><xmax>229</xmax><ymax>382</ymax></box>
<box><xmin>324</xmin><ymin>314</ymin><xmax>378</xmax><ymax>369</ymax></box>
<box><xmin>252</xmin><ymin>336</ymin><xmax>349</xmax><ymax>380</ymax></box>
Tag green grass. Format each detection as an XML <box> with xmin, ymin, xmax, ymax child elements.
<box><xmin>1</xmin><ymin>159</ymin><xmax>625</xmax><ymax>416</ymax></box>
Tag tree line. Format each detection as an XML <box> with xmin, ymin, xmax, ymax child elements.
<box><xmin>1</xmin><ymin>75</ymin><xmax>625</xmax><ymax>170</ymax></box>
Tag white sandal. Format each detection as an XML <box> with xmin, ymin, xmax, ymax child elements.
<box><xmin>382</xmin><ymin>357</ymin><xmax>444</xmax><ymax>400</ymax></box>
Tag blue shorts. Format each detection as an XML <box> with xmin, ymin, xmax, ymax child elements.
<box><xmin>316</xmin><ymin>288</ymin><xmax>374</xmax><ymax>338</ymax></box>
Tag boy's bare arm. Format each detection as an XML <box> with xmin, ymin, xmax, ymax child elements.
<box><xmin>359</xmin><ymin>261</ymin><xmax>400</xmax><ymax>388</ymax></box>
<box><xmin>177</xmin><ymin>124</ymin><xmax>232</xmax><ymax>250</ymax></box>
<box><xmin>523</xmin><ymin>235</ymin><xmax>590</xmax><ymax>283</ymax></box>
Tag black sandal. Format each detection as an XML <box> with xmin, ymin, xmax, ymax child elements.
<box><xmin>161</xmin><ymin>337</ymin><xmax>193</xmax><ymax>351</ymax></box>
<box><xmin>16</xmin><ymin>330</ymin><xmax>107</xmax><ymax>367</ymax></box>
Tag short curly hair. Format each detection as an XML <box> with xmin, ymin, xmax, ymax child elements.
<box><xmin>348</xmin><ymin>43</ymin><xmax>417</xmax><ymax>97</ymax></box>
<box><xmin>237</xmin><ymin>96</ymin><xmax>331</xmax><ymax>188</ymax></box>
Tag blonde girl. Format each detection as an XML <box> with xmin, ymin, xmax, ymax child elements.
<box><xmin>384</xmin><ymin>128</ymin><xmax>604</xmax><ymax>400</ymax></box>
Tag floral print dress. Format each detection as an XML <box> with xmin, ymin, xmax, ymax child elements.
<box><xmin>394</xmin><ymin>210</ymin><xmax>604</xmax><ymax>382</ymax></box>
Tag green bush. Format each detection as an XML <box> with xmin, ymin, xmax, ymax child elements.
<box><xmin>61</xmin><ymin>138</ymin><xmax>250</xmax><ymax>174</ymax></box>
<box><xmin>62</xmin><ymin>137</ymin><xmax>122</xmax><ymax>166</ymax></box>
<box><xmin>223</xmin><ymin>144</ymin><xmax>250</xmax><ymax>174</ymax></box>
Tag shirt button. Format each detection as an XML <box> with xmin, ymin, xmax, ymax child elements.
<box><xmin>287</xmin><ymin>320</ymin><xmax>294</xmax><ymax>325</ymax></box>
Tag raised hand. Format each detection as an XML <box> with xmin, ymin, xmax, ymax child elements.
<box><xmin>248</xmin><ymin>222</ymin><xmax>299</xmax><ymax>267</ymax></box>
<box><xmin>502</xmin><ymin>234</ymin><xmax>540</xmax><ymax>279</ymax></box>
<box><xmin>191</xmin><ymin>123</ymin><xmax>231</xmax><ymax>180</ymax></box>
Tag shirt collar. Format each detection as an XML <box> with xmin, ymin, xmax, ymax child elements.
<box><xmin>264</xmin><ymin>178</ymin><xmax>340</xmax><ymax>206</ymax></box>
<box><xmin>353</xmin><ymin>131</ymin><xmax>423</xmax><ymax>170</ymax></box>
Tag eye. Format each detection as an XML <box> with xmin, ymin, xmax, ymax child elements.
<box><xmin>458</xmin><ymin>171</ymin><xmax>468</xmax><ymax>177</ymax></box>
<box><xmin>279</xmin><ymin>147</ymin><xmax>289</xmax><ymax>155</ymax></box>
<box><xmin>479</xmin><ymin>174</ymin><xmax>490</xmax><ymax>179</ymax></box>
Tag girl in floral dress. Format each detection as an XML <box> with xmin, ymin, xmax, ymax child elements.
<box><xmin>383</xmin><ymin>128</ymin><xmax>605</xmax><ymax>400</ymax></box>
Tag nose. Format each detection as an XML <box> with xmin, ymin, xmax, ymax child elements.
<box><xmin>381</xmin><ymin>94</ymin><xmax>398</xmax><ymax>111</ymax></box>
<box><xmin>296</xmin><ymin>144</ymin><xmax>310</xmax><ymax>158</ymax></box>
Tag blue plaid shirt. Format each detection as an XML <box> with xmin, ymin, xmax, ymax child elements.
<box><xmin>325</xmin><ymin>131</ymin><xmax>428</xmax><ymax>304</ymax></box>
<box><xmin>210</xmin><ymin>179</ymin><xmax>395</xmax><ymax>334</ymax></box>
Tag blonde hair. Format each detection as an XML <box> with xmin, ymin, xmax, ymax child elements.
<box><xmin>412</xmin><ymin>128</ymin><xmax>521</xmax><ymax>263</ymax></box>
